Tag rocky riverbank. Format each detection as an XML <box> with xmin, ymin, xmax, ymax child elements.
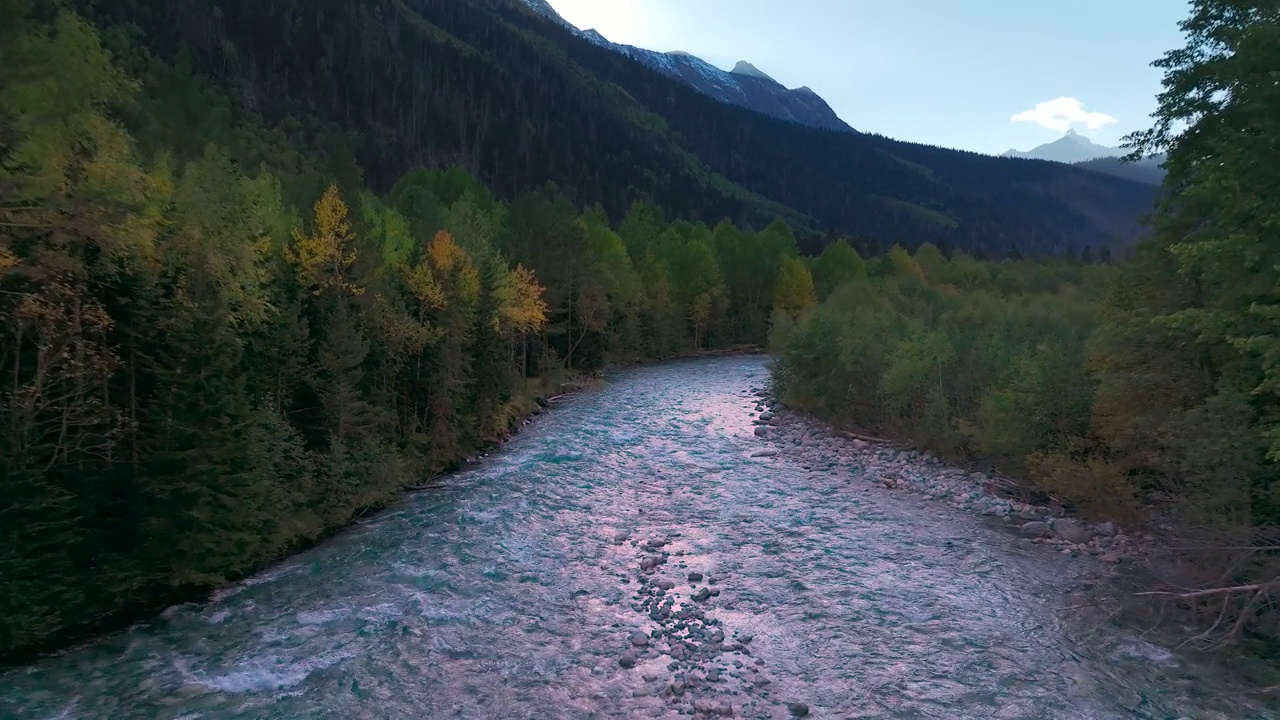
<box><xmin>744</xmin><ymin>386</ymin><xmax>1151</xmax><ymax>566</ymax></box>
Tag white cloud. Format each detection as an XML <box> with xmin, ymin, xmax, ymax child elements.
<box><xmin>1011</xmin><ymin>97</ymin><xmax>1118</xmax><ymax>133</ymax></box>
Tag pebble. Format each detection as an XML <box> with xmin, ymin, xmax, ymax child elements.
<box><xmin>618</xmin><ymin>652</ymin><xmax>638</xmax><ymax>669</ymax></box>
<box><xmin>786</xmin><ymin>703</ymin><xmax>810</xmax><ymax>716</ymax></box>
<box><xmin>688</xmin><ymin>572</ymin><xmax>704</xmax><ymax>582</ymax></box>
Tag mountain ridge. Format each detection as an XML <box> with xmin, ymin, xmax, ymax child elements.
<box><xmin>1003</xmin><ymin>130</ymin><xmax>1166</xmax><ymax>185</ymax></box>
<box><xmin>75</xmin><ymin>0</ymin><xmax>1158</xmax><ymax>257</ymax></box>
<box><xmin>509</xmin><ymin>0</ymin><xmax>854</xmax><ymax>132</ymax></box>
<box><xmin>1003</xmin><ymin>129</ymin><xmax>1121</xmax><ymax>163</ymax></box>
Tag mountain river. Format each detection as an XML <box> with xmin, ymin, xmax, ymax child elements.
<box><xmin>1</xmin><ymin>356</ymin><xmax>1273</xmax><ymax>719</ymax></box>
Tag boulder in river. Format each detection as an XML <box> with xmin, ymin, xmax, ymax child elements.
<box><xmin>753</xmin><ymin>426</ymin><xmax>770</xmax><ymax>438</ymax></box>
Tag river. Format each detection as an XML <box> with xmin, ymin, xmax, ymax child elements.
<box><xmin>1</xmin><ymin>356</ymin><xmax>1272</xmax><ymax>719</ymax></box>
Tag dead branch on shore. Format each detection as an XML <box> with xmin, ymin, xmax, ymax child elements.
<box><xmin>843</xmin><ymin>430</ymin><xmax>894</xmax><ymax>445</ymax></box>
<box><xmin>405</xmin><ymin>471</ymin><xmax>444</xmax><ymax>492</ymax></box>
<box><xmin>1133</xmin><ymin>579</ymin><xmax>1279</xmax><ymax>600</ymax></box>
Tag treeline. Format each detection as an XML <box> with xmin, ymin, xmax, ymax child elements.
<box><xmin>0</xmin><ymin>7</ymin><xmax>815</xmax><ymax>661</ymax></box>
<box><xmin>67</xmin><ymin>0</ymin><xmax>1155</xmax><ymax>256</ymax></box>
<box><xmin>774</xmin><ymin>0</ymin><xmax>1280</xmax><ymax>650</ymax></box>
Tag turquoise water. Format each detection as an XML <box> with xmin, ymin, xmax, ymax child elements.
<box><xmin>0</xmin><ymin>357</ymin><xmax>1270</xmax><ymax>719</ymax></box>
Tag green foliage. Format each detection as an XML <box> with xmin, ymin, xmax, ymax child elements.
<box><xmin>0</xmin><ymin>8</ymin><xmax>827</xmax><ymax>661</ymax></box>
<box><xmin>811</xmin><ymin>239</ymin><xmax>866</xmax><ymax>300</ymax></box>
<box><xmin>772</xmin><ymin>248</ymin><xmax>1104</xmax><ymax>475</ymax></box>
<box><xmin>775</xmin><ymin>0</ymin><xmax>1280</xmax><ymax>645</ymax></box>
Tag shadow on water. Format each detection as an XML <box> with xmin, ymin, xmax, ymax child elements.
<box><xmin>1</xmin><ymin>357</ymin><xmax>1274</xmax><ymax>719</ymax></box>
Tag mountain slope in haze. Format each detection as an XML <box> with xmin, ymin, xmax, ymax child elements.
<box><xmin>78</xmin><ymin>0</ymin><xmax>1157</xmax><ymax>256</ymax></box>
<box><xmin>511</xmin><ymin>0</ymin><xmax>853</xmax><ymax>133</ymax></box>
<box><xmin>1005</xmin><ymin>130</ymin><xmax>1166</xmax><ymax>185</ymax></box>
<box><xmin>1074</xmin><ymin>155</ymin><xmax>1167</xmax><ymax>186</ymax></box>
<box><xmin>1003</xmin><ymin>130</ymin><xmax>1121</xmax><ymax>163</ymax></box>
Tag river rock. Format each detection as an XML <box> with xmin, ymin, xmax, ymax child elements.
<box><xmin>631</xmin><ymin>631</ymin><xmax>650</xmax><ymax>647</ymax></box>
<box><xmin>1020</xmin><ymin>521</ymin><xmax>1052</xmax><ymax>537</ymax></box>
<box><xmin>688</xmin><ymin>572</ymin><xmax>704</xmax><ymax>582</ymax></box>
<box><xmin>1094</xmin><ymin>521</ymin><xmax>1117</xmax><ymax>537</ymax></box>
<box><xmin>656</xmin><ymin>579</ymin><xmax>675</xmax><ymax>591</ymax></box>
<box><xmin>751</xmin><ymin>449</ymin><xmax>779</xmax><ymax>458</ymax></box>
<box><xmin>753</xmin><ymin>426</ymin><xmax>770</xmax><ymax>438</ymax></box>
<box><xmin>759</xmin><ymin>411</ymin><xmax>774</xmax><ymax>421</ymax></box>
<box><xmin>1052</xmin><ymin>518</ymin><xmax>1092</xmax><ymax>544</ymax></box>
<box><xmin>693</xmin><ymin>699</ymin><xmax>733</xmax><ymax>716</ymax></box>
<box><xmin>787</xmin><ymin>703</ymin><xmax>810</xmax><ymax>717</ymax></box>
<box><xmin>618</xmin><ymin>652</ymin><xmax>638</xmax><ymax>668</ymax></box>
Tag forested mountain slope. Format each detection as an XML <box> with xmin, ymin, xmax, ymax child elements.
<box><xmin>80</xmin><ymin>0</ymin><xmax>1155</xmax><ymax>256</ymax></box>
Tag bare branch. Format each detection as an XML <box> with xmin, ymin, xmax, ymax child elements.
<box><xmin>1134</xmin><ymin>580</ymin><xmax>1279</xmax><ymax>599</ymax></box>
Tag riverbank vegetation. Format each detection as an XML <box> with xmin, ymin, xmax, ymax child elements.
<box><xmin>773</xmin><ymin>0</ymin><xmax>1280</xmax><ymax>655</ymax></box>
<box><xmin>3</xmin><ymin>0</ymin><xmax>1276</xmax><ymax>669</ymax></box>
<box><xmin>0</xmin><ymin>4</ymin><xmax>818</xmax><ymax>662</ymax></box>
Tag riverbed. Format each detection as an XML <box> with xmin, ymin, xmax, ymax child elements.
<box><xmin>0</xmin><ymin>356</ymin><xmax>1270</xmax><ymax>719</ymax></box>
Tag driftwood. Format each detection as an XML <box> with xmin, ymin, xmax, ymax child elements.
<box><xmin>843</xmin><ymin>430</ymin><xmax>894</xmax><ymax>445</ymax></box>
<box><xmin>1132</xmin><ymin>579</ymin><xmax>1279</xmax><ymax>600</ymax></box>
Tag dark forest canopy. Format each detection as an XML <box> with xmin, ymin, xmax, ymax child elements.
<box><xmin>70</xmin><ymin>0</ymin><xmax>1156</xmax><ymax>258</ymax></box>
<box><xmin>0</xmin><ymin>1</ymin><xmax>855</xmax><ymax>660</ymax></box>
<box><xmin>4</xmin><ymin>0</ymin><xmax>1274</xmax><ymax>669</ymax></box>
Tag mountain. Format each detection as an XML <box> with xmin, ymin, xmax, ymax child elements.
<box><xmin>1074</xmin><ymin>155</ymin><xmax>1167</xmax><ymax>186</ymax></box>
<box><xmin>511</xmin><ymin>0</ymin><xmax>853</xmax><ymax>132</ymax></box>
<box><xmin>1003</xmin><ymin>130</ymin><xmax>1122</xmax><ymax>163</ymax></box>
<box><xmin>75</xmin><ymin>0</ymin><xmax>1158</xmax><ymax>256</ymax></box>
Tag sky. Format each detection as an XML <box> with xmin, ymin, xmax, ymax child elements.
<box><xmin>543</xmin><ymin>0</ymin><xmax>1190</xmax><ymax>155</ymax></box>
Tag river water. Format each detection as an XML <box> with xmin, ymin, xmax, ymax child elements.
<box><xmin>1</xmin><ymin>357</ymin><xmax>1273</xmax><ymax>719</ymax></box>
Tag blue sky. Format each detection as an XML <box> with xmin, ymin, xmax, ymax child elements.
<box><xmin>544</xmin><ymin>0</ymin><xmax>1189</xmax><ymax>155</ymax></box>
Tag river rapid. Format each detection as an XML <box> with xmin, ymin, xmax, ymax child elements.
<box><xmin>1</xmin><ymin>356</ymin><xmax>1272</xmax><ymax>719</ymax></box>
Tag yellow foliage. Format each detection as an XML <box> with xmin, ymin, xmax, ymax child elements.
<box><xmin>427</xmin><ymin>230</ymin><xmax>466</xmax><ymax>273</ymax></box>
<box><xmin>0</xmin><ymin>244</ymin><xmax>17</xmax><ymax>274</ymax></box>
<box><xmin>502</xmin><ymin>264</ymin><xmax>549</xmax><ymax>333</ymax></box>
<box><xmin>774</xmin><ymin>256</ymin><xmax>816</xmax><ymax>317</ymax></box>
<box><xmin>405</xmin><ymin>264</ymin><xmax>445</xmax><ymax>310</ymax></box>
<box><xmin>287</xmin><ymin>183</ymin><xmax>362</xmax><ymax>296</ymax></box>
<box><xmin>887</xmin><ymin>244</ymin><xmax>925</xmax><ymax>280</ymax></box>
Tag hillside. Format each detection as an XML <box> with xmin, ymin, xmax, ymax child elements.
<box><xmin>76</xmin><ymin>0</ymin><xmax>1157</xmax><ymax>256</ymax></box>
<box><xmin>1074</xmin><ymin>155</ymin><xmax>1167</xmax><ymax>185</ymax></box>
